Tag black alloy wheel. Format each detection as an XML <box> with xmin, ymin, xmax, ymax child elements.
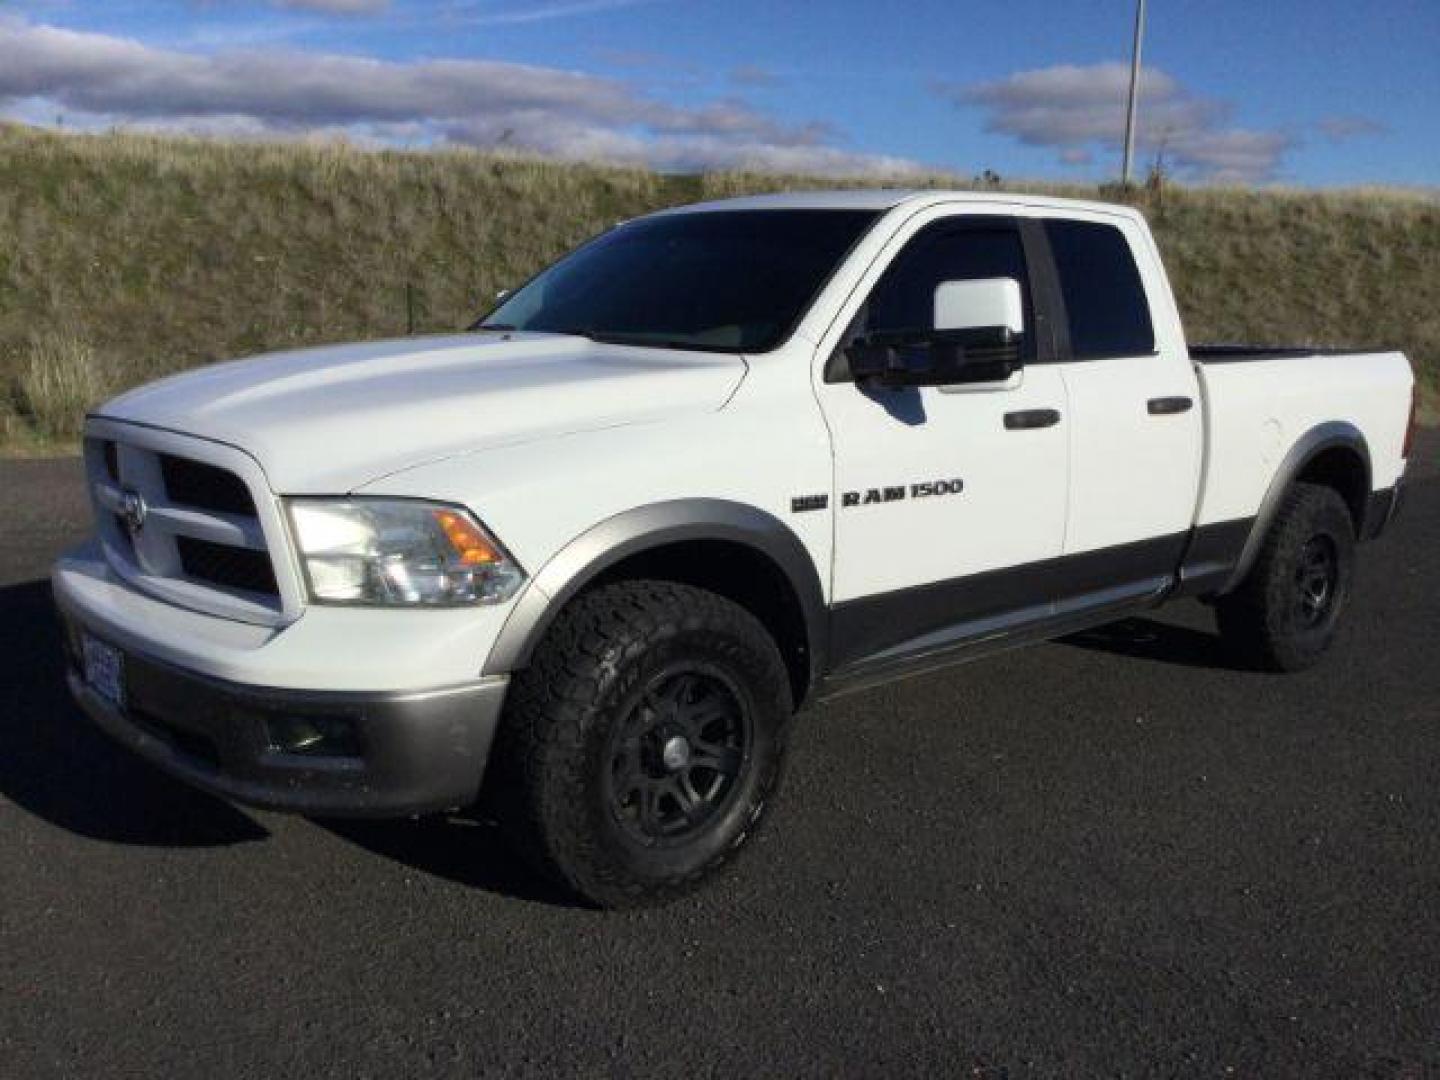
<box><xmin>606</xmin><ymin>666</ymin><xmax>751</xmax><ymax>845</ymax></box>
<box><xmin>1294</xmin><ymin>534</ymin><xmax>1339</xmax><ymax>628</ymax></box>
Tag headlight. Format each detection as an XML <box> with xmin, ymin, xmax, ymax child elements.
<box><xmin>287</xmin><ymin>498</ymin><xmax>525</xmax><ymax>606</ymax></box>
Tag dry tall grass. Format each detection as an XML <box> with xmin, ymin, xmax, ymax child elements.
<box><xmin>14</xmin><ymin>331</ymin><xmax>111</xmax><ymax>438</ymax></box>
<box><xmin>1</xmin><ymin>122</ymin><xmax>1435</xmax><ymax>448</ymax></box>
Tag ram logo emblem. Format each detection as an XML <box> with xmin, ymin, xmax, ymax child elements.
<box><xmin>120</xmin><ymin>487</ymin><xmax>148</xmax><ymax>533</ymax></box>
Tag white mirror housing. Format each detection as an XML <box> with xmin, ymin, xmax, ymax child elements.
<box><xmin>933</xmin><ymin>277</ymin><xmax>1024</xmax><ymax>334</ymax></box>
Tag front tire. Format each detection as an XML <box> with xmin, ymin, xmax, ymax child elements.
<box><xmin>1216</xmin><ymin>482</ymin><xmax>1356</xmax><ymax>672</ymax></box>
<box><xmin>491</xmin><ymin>580</ymin><xmax>792</xmax><ymax>908</ymax></box>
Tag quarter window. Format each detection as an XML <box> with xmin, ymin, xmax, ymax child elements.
<box><xmin>1044</xmin><ymin>219</ymin><xmax>1155</xmax><ymax>359</ymax></box>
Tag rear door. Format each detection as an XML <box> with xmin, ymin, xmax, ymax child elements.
<box><xmin>814</xmin><ymin>211</ymin><xmax>1070</xmax><ymax>669</ymax></box>
<box><xmin>1041</xmin><ymin>214</ymin><xmax>1203</xmax><ymax>600</ymax></box>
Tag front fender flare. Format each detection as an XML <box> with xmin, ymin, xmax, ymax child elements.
<box><xmin>481</xmin><ymin>499</ymin><xmax>828</xmax><ymax>683</ymax></box>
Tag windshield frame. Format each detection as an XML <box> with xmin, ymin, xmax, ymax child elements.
<box><xmin>472</xmin><ymin>208</ymin><xmax>882</xmax><ymax>356</ymax></box>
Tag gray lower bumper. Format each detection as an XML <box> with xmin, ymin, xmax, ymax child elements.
<box><xmin>59</xmin><ymin>614</ymin><xmax>508</xmax><ymax>818</ymax></box>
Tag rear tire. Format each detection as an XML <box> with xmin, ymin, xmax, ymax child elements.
<box><xmin>1216</xmin><ymin>482</ymin><xmax>1356</xmax><ymax>672</ymax></box>
<box><xmin>490</xmin><ymin>580</ymin><xmax>792</xmax><ymax>908</ymax></box>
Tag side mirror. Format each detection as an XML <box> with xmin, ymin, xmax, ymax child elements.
<box><xmin>934</xmin><ymin>277</ymin><xmax>1024</xmax><ymax>335</ymax></box>
<box><xmin>841</xmin><ymin>277</ymin><xmax>1026</xmax><ymax>388</ymax></box>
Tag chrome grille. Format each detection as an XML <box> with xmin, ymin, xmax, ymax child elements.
<box><xmin>83</xmin><ymin>422</ymin><xmax>303</xmax><ymax>626</ymax></box>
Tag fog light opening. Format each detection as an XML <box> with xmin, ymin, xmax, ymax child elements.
<box><xmin>266</xmin><ymin>715</ymin><xmax>361</xmax><ymax>759</ymax></box>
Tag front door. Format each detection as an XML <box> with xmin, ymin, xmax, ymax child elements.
<box><xmin>816</xmin><ymin>213</ymin><xmax>1070</xmax><ymax>670</ymax></box>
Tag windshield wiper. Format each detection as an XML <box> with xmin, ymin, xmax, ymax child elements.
<box><xmin>550</xmin><ymin>329</ymin><xmax>665</xmax><ymax>346</ymax></box>
<box><xmin>569</xmin><ymin>330</ymin><xmax>732</xmax><ymax>353</ymax></box>
<box><xmin>517</xmin><ymin>327</ymin><xmax>734</xmax><ymax>353</ymax></box>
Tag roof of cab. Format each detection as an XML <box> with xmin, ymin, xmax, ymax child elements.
<box><xmin>651</xmin><ymin>188</ymin><xmax>1143</xmax><ymax>220</ymax></box>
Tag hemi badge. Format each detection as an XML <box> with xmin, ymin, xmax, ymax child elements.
<box><xmin>790</xmin><ymin>494</ymin><xmax>829</xmax><ymax>513</ymax></box>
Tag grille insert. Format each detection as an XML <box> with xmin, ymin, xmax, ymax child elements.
<box><xmin>177</xmin><ymin>535</ymin><xmax>279</xmax><ymax>596</ymax></box>
<box><xmin>110</xmin><ymin>514</ymin><xmax>134</xmax><ymax>556</ymax></box>
<box><xmin>161</xmin><ymin>454</ymin><xmax>257</xmax><ymax>516</ymax></box>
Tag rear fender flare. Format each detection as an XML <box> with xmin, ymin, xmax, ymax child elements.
<box><xmin>1220</xmin><ymin>421</ymin><xmax>1370</xmax><ymax>594</ymax></box>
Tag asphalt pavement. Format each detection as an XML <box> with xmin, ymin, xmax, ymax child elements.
<box><xmin>1</xmin><ymin>435</ymin><xmax>1436</xmax><ymax>1077</ymax></box>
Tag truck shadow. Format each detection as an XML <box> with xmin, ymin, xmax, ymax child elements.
<box><xmin>1061</xmin><ymin>614</ymin><xmax>1240</xmax><ymax>670</ymax></box>
<box><xmin>0</xmin><ymin>577</ymin><xmax>579</xmax><ymax>904</ymax></box>
<box><xmin>315</xmin><ymin>816</ymin><xmax>581</xmax><ymax>907</ymax></box>
<box><xmin>0</xmin><ymin>577</ymin><xmax>268</xmax><ymax>846</ymax></box>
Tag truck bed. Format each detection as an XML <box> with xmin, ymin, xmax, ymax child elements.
<box><xmin>1191</xmin><ymin>346</ymin><xmax>1413</xmax><ymax>530</ymax></box>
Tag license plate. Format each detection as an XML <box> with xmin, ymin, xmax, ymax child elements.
<box><xmin>82</xmin><ymin>633</ymin><xmax>125</xmax><ymax>709</ymax></box>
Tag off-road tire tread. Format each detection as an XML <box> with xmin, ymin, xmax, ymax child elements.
<box><xmin>1216</xmin><ymin>482</ymin><xmax>1355</xmax><ymax>672</ymax></box>
<box><xmin>491</xmin><ymin>579</ymin><xmax>791</xmax><ymax>908</ymax></box>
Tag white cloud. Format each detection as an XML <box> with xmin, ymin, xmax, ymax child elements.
<box><xmin>444</xmin><ymin>0</ymin><xmax>664</xmax><ymax>27</ymax></box>
<box><xmin>271</xmin><ymin>0</ymin><xmax>390</xmax><ymax>12</ymax></box>
<box><xmin>730</xmin><ymin>64</ymin><xmax>781</xmax><ymax>89</ymax></box>
<box><xmin>265</xmin><ymin>0</ymin><xmax>665</xmax><ymax>21</ymax></box>
<box><xmin>938</xmin><ymin>62</ymin><xmax>1296</xmax><ymax>182</ymax></box>
<box><xmin>1317</xmin><ymin>114</ymin><xmax>1388</xmax><ymax>142</ymax></box>
<box><xmin>0</xmin><ymin>15</ymin><xmax>920</xmax><ymax>175</ymax></box>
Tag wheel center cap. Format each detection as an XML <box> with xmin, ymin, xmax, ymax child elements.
<box><xmin>661</xmin><ymin>734</ymin><xmax>691</xmax><ymax>772</ymax></box>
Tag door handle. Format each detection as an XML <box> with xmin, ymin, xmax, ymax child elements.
<box><xmin>1147</xmin><ymin>396</ymin><xmax>1194</xmax><ymax>415</ymax></box>
<box><xmin>1003</xmin><ymin>408</ymin><xmax>1061</xmax><ymax>430</ymax></box>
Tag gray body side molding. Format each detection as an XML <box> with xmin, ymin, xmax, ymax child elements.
<box><xmin>481</xmin><ymin>499</ymin><xmax>828</xmax><ymax>680</ymax></box>
<box><xmin>1220</xmin><ymin>420</ymin><xmax>1371</xmax><ymax>595</ymax></box>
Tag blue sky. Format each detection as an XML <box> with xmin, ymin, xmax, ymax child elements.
<box><xmin>1</xmin><ymin>0</ymin><xmax>1435</xmax><ymax>185</ymax></box>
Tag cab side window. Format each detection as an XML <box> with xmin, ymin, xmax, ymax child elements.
<box><xmin>1043</xmin><ymin>219</ymin><xmax>1155</xmax><ymax>359</ymax></box>
<box><xmin>862</xmin><ymin>221</ymin><xmax>1034</xmax><ymax>354</ymax></box>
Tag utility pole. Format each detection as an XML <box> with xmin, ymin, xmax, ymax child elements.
<box><xmin>1121</xmin><ymin>0</ymin><xmax>1148</xmax><ymax>186</ymax></box>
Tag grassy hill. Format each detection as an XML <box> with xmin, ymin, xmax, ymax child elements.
<box><xmin>1</xmin><ymin>122</ymin><xmax>1435</xmax><ymax>449</ymax></box>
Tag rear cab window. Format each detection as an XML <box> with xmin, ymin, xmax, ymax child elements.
<box><xmin>1043</xmin><ymin>219</ymin><xmax>1155</xmax><ymax>359</ymax></box>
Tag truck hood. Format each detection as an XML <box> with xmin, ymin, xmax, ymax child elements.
<box><xmin>96</xmin><ymin>332</ymin><xmax>748</xmax><ymax>492</ymax></box>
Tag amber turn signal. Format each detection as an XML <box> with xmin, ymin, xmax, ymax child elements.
<box><xmin>433</xmin><ymin>509</ymin><xmax>502</xmax><ymax>565</ymax></box>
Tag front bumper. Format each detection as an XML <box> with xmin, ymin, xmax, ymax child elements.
<box><xmin>59</xmin><ymin>624</ymin><xmax>508</xmax><ymax>817</ymax></box>
<box><xmin>54</xmin><ymin>542</ymin><xmax>510</xmax><ymax>817</ymax></box>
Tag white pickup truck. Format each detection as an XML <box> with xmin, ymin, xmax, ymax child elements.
<box><xmin>54</xmin><ymin>190</ymin><xmax>1416</xmax><ymax>906</ymax></box>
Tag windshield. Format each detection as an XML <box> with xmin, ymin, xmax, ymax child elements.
<box><xmin>479</xmin><ymin>209</ymin><xmax>878</xmax><ymax>353</ymax></box>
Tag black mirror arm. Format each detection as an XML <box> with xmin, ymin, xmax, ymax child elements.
<box><xmin>846</xmin><ymin>326</ymin><xmax>1024</xmax><ymax>389</ymax></box>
